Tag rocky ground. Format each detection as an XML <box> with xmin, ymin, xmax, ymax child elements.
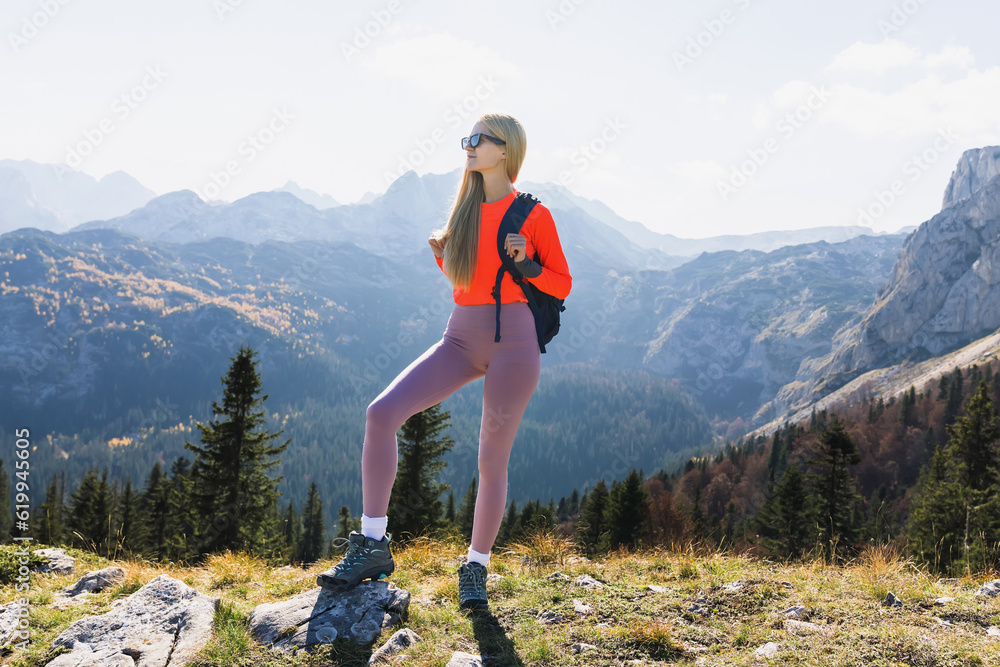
<box><xmin>1</xmin><ymin>539</ymin><xmax>998</xmax><ymax>666</ymax></box>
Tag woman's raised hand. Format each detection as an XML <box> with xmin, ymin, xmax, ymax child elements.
<box><xmin>504</xmin><ymin>233</ymin><xmax>527</xmax><ymax>262</ymax></box>
<box><xmin>428</xmin><ymin>235</ymin><xmax>446</xmax><ymax>259</ymax></box>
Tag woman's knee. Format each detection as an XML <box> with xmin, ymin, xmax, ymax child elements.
<box><xmin>366</xmin><ymin>394</ymin><xmax>401</xmax><ymax>430</ymax></box>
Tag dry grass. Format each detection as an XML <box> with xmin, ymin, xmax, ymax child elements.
<box><xmin>4</xmin><ymin>539</ymin><xmax>1000</xmax><ymax>667</ymax></box>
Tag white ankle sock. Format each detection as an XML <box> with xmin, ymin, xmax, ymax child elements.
<box><xmin>468</xmin><ymin>546</ymin><xmax>490</xmax><ymax>567</ymax></box>
<box><xmin>361</xmin><ymin>514</ymin><xmax>387</xmax><ymax>541</ymax></box>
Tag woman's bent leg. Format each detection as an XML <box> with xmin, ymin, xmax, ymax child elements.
<box><xmin>470</xmin><ymin>328</ymin><xmax>541</xmax><ymax>554</ymax></box>
<box><xmin>362</xmin><ymin>335</ymin><xmax>483</xmax><ymax>518</ymax></box>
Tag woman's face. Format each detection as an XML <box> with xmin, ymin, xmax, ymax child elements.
<box><xmin>464</xmin><ymin>120</ymin><xmax>505</xmax><ymax>174</ymax></box>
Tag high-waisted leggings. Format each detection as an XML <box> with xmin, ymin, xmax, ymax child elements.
<box><xmin>362</xmin><ymin>302</ymin><xmax>541</xmax><ymax>553</ymax></box>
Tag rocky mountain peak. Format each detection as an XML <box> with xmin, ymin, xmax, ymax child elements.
<box><xmin>942</xmin><ymin>146</ymin><xmax>1000</xmax><ymax>209</ymax></box>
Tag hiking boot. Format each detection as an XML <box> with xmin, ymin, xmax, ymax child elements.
<box><xmin>316</xmin><ymin>531</ymin><xmax>394</xmax><ymax>592</ymax></box>
<box><xmin>457</xmin><ymin>560</ymin><xmax>488</xmax><ymax>610</ymax></box>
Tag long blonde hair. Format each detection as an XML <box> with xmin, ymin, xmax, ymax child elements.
<box><xmin>433</xmin><ymin>113</ymin><xmax>527</xmax><ymax>291</ymax></box>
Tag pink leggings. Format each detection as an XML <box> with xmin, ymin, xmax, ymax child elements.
<box><xmin>362</xmin><ymin>302</ymin><xmax>541</xmax><ymax>553</ymax></box>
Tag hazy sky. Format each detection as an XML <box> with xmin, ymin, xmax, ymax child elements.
<box><xmin>3</xmin><ymin>0</ymin><xmax>998</xmax><ymax>237</ymax></box>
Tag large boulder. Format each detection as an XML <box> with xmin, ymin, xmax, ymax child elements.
<box><xmin>45</xmin><ymin>574</ymin><xmax>218</xmax><ymax>666</ymax></box>
<box><xmin>248</xmin><ymin>581</ymin><xmax>409</xmax><ymax>652</ymax></box>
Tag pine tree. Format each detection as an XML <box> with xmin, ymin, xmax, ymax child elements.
<box><xmin>908</xmin><ymin>444</ymin><xmax>966</xmax><ymax>572</ymax></box>
<box><xmin>576</xmin><ymin>480</ymin><xmax>610</xmax><ymax>555</ymax></box>
<box><xmin>282</xmin><ymin>500</ymin><xmax>302</xmax><ymax>562</ymax></box>
<box><xmin>605</xmin><ymin>468</ymin><xmax>651</xmax><ymax>550</ymax></box>
<box><xmin>164</xmin><ymin>457</ymin><xmax>198</xmax><ymax>563</ymax></box>
<box><xmin>754</xmin><ymin>464</ymin><xmax>811</xmax><ymax>559</ymax></box>
<box><xmin>118</xmin><ymin>479</ymin><xmax>139</xmax><ymax>557</ymax></box>
<box><xmin>456</xmin><ymin>477</ymin><xmax>477</xmax><ymax>541</ymax></box>
<box><xmin>69</xmin><ymin>467</ymin><xmax>112</xmax><ymax>556</ymax></box>
<box><xmin>299</xmin><ymin>482</ymin><xmax>325</xmax><ymax>563</ymax></box>
<box><xmin>807</xmin><ymin>418</ymin><xmax>862</xmax><ymax>561</ymax></box>
<box><xmin>497</xmin><ymin>499</ymin><xmax>518</xmax><ymax>546</ymax></box>
<box><xmin>335</xmin><ymin>504</ymin><xmax>359</xmax><ymax>539</ymax></box>
<box><xmin>444</xmin><ymin>490</ymin><xmax>456</xmax><ymax>525</ymax></box>
<box><xmin>138</xmin><ymin>462</ymin><xmax>170</xmax><ymax>559</ymax></box>
<box><xmin>910</xmin><ymin>380</ymin><xmax>1000</xmax><ymax>573</ymax></box>
<box><xmin>185</xmin><ymin>346</ymin><xmax>291</xmax><ymax>557</ymax></box>
<box><xmin>386</xmin><ymin>403</ymin><xmax>454</xmax><ymax>542</ymax></box>
<box><xmin>569</xmin><ymin>488</ymin><xmax>580</xmax><ymax>516</ymax></box>
<box><xmin>37</xmin><ymin>473</ymin><xmax>65</xmax><ymax>546</ymax></box>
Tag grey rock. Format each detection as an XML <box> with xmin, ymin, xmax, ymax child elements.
<box><xmin>572</xmin><ymin>599</ymin><xmax>592</xmax><ymax>615</ymax></box>
<box><xmin>647</xmin><ymin>584</ymin><xmax>667</xmax><ymax>593</ymax></box>
<box><xmin>987</xmin><ymin>626</ymin><xmax>1000</xmax><ymax>636</ymax></box>
<box><xmin>933</xmin><ymin>596</ymin><xmax>955</xmax><ymax>605</ymax></box>
<box><xmin>687</xmin><ymin>603</ymin><xmax>711</xmax><ymax>616</ymax></box>
<box><xmin>445</xmin><ymin>651</ymin><xmax>483</xmax><ymax>667</ymax></box>
<box><xmin>975</xmin><ymin>579</ymin><xmax>1000</xmax><ymax>598</ymax></box>
<box><xmin>779</xmin><ymin>605</ymin><xmax>807</xmax><ymax>619</ymax></box>
<box><xmin>249</xmin><ymin>581</ymin><xmax>409</xmax><ymax>651</ymax></box>
<box><xmin>536</xmin><ymin>609</ymin><xmax>564</xmax><ymax>625</ymax></box>
<box><xmin>570</xmin><ymin>642</ymin><xmax>597</xmax><ymax>654</ymax></box>
<box><xmin>486</xmin><ymin>573</ymin><xmax>502</xmax><ymax>584</ymax></box>
<box><xmin>368</xmin><ymin>627</ymin><xmax>421</xmax><ymax>665</ymax></box>
<box><xmin>722</xmin><ymin>581</ymin><xmax>744</xmax><ymax>592</ymax></box>
<box><xmin>574</xmin><ymin>574</ymin><xmax>604</xmax><ymax>589</ymax></box>
<box><xmin>0</xmin><ymin>599</ymin><xmax>28</xmax><ymax>647</ymax></box>
<box><xmin>59</xmin><ymin>566</ymin><xmax>126</xmax><ymax>598</ymax></box>
<box><xmin>547</xmin><ymin>571</ymin><xmax>570</xmax><ymax>582</ymax></box>
<box><xmin>942</xmin><ymin>146</ymin><xmax>1000</xmax><ymax>208</ymax></box>
<box><xmin>784</xmin><ymin>619</ymin><xmax>828</xmax><ymax>635</ymax></box>
<box><xmin>33</xmin><ymin>548</ymin><xmax>75</xmax><ymax>575</ymax></box>
<box><xmin>45</xmin><ymin>574</ymin><xmax>218</xmax><ymax>667</ymax></box>
<box><xmin>882</xmin><ymin>592</ymin><xmax>903</xmax><ymax>608</ymax></box>
<box><xmin>755</xmin><ymin>641</ymin><xmax>781</xmax><ymax>659</ymax></box>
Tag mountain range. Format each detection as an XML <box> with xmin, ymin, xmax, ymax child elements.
<box><xmin>3</xmin><ymin>148</ymin><xmax>999</xmax><ymax>527</ymax></box>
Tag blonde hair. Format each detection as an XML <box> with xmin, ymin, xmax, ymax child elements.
<box><xmin>433</xmin><ymin>112</ymin><xmax>527</xmax><ymax>291</ymax></box>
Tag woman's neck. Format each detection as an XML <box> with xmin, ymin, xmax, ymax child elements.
<box><xmin>481</xmin><ymin>171</ymin><xmax>514</xmax><ymax>204</ymax></box>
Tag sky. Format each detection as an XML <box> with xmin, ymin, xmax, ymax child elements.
<box><xmin>3</xmin><ymin>0</ymin><xmax>999</xmax><ymax>238</ymax></box>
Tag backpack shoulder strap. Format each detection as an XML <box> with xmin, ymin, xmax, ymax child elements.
<box><xmin>492</xmin><ymin>192</ymin><xmax>540</xmax><ymax>342</ymax></box>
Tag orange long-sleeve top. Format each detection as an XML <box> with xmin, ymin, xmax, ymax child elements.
<box><xmin>435</xmin><ymin>189</ymin><xmax>572</xmax><ymax>305</ymax></box>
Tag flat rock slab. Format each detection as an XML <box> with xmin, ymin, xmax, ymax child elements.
<box><xmin>45</xmin><ymin>574</ymin><xmax>218</xmax><ymax>667</ymax></box>
<box><xmin>975</xmin><ymin>580</ymin><xmax>1000</xmax><ymax>598</ymax></box>
<box><xmin>33</xmin><ymin>548</ymin><xmax>76</xmax><ymax>576</ymax></box>
<box><xmin>53</xmin><ymin>567</ymin><xmax>127</xmax><ymax>609</ymax></box>
<box><xmin>445</xmin><ymin>651</ymin><xmax>483</xmax><ymax>667</ymax></box>
<box><xmin>248</xmin><ymin>581</ymin><xmax>409</xmax><ymax>651</ymax></box>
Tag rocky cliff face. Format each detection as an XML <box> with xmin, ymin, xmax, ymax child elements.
<box><xmin>773</xmin><ymin>146</ymin><xmax>1000</xmax><ymax>417</ymax></box>
<box><xmin>942</xmin><ymin>146</ymin><xmax>1000</xmax><ymax>208</ymax></box>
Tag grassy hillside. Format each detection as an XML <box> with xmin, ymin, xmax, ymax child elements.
<box><xmin>4</xmin><ymin>537</ymin><xmax>998</xmax><ymax>666</ymax></box>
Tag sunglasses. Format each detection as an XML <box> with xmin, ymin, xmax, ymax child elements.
<box><xmin>461</xmin><ymin>133</ymin><xmax>506</xmax><ymax>150</ymax></box>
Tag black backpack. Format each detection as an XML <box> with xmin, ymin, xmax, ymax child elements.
<box><xmin>491</xmin><ymin>192</ymin><xmax>566</xmax><ymax>353</ymax></box>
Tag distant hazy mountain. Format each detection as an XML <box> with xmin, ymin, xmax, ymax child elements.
<box><xmin>773</xmin><ymin>146</ymin><xmax>1000</xmax><ymax>417</ymax></box>
<box><xmin>273</xmin><ymin>180</ymin><xmax>340</xmax><ymax>209</ymax></box>
<box><xmin>0</xmin><ymin>159</ymin><xmax>156</xmax><ymax>233</ymax></box>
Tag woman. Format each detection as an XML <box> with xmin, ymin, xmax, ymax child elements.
<box><xmin>317</xmin><ymin>112</ymin><xmax>572</xmax><ymax>610</ymax></box>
